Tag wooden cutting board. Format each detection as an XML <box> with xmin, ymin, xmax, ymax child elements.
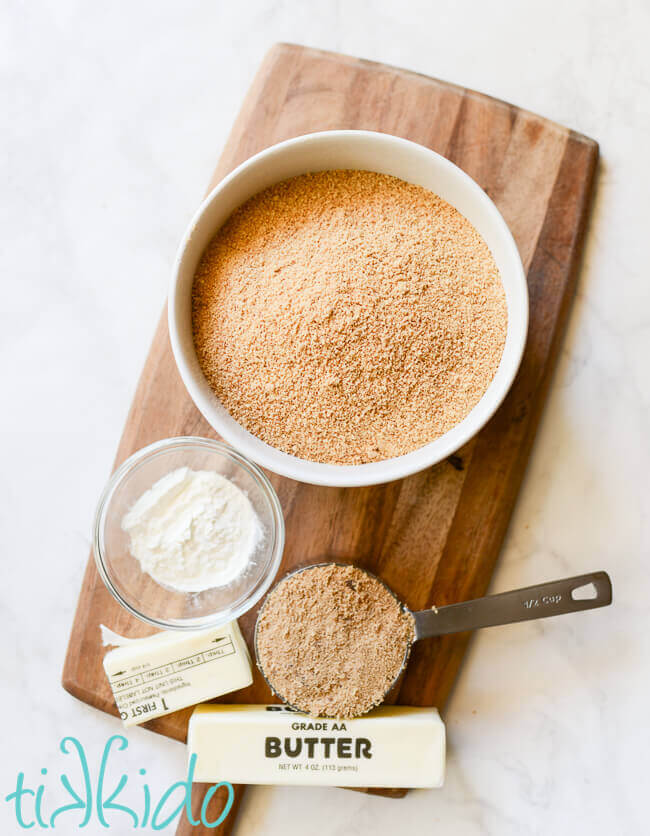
<box><xmin>62</xmin><ymin>43</ymin><xmax>598</xmax><ymax>834</ymax></box>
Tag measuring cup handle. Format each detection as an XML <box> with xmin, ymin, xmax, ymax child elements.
<box><xmin>413</xmin><ymin>571</ymin><xmax>612</xmax><ymax>639</ymax></box>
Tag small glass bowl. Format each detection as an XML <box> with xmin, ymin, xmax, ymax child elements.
<box><xmin>93</xmin><ymin>437</ymin><xmax>285</xmax><ymax>630</ymax></box>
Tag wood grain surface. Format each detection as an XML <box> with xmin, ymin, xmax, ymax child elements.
<box><xmin>62</xmin><ymin>43</ymin><xmax>598</xmax><ymax>834</ymax></box>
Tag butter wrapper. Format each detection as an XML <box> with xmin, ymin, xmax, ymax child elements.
<box><xmin>102</xmin><ymin>621</ymin><xmax>252</xmax><ymax>727</ymax></box>
<box><xmin>188</xmin><ymin>704</ymin><xmax>445</xmax><ymax>788</ymax></box>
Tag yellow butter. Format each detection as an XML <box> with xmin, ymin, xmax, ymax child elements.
<box><xmin>102</xmin><ymin>622</ymin><xmax>252</xmax><ymax>727</ymax></box>
<box><xmin>187</xmin><ymin>704</ymin><xmax>445</xmax><ymax>788</ymax></box>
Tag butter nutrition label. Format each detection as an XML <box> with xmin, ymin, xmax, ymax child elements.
<box><xmin>103</xmin><ymin>622</ymin><xmax>252</xmax><ymax>727</ymax></box>
<box><xmin>188</xmin><ymin>704</ymin><xmax>446</xmax><ymax>788</ymax></box>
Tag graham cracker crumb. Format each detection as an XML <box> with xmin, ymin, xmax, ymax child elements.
<box><xmin>192</xmin><ymin>170</ymin><xmax>507</xmax><ymax>464</ymax></box>
<box><xmin>256</xmin><ymin>564</ymin><xmax>415</xmax><ymax>719</ymax></box>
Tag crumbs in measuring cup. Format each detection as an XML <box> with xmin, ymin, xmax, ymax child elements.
<box><xmin>256</xmin><ymin>563</ymin><xmax>415</xmax><ymax>718</ymax></box>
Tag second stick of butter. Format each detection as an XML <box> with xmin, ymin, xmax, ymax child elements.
<box><xmin>188</xmin><ymin>704</ymin><xmax>445</xmax><ymax>788</ymax></box>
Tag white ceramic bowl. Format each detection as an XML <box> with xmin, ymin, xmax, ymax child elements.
<box><xmin>169</xmin><ymin>130</ymin><xmax>528</xmax><ymax>487</ymax></box>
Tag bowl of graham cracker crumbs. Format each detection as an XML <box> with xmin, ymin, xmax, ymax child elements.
<box><xmin>169</xmin><ymin>131</ymin><xmax>528</xmax><ymax>487</ymax></box>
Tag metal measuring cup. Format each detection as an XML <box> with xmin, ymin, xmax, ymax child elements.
<box><xmin>254</xmin><ymin>562</ymin><xmax>612</xmax><ymax>716</ymax></box>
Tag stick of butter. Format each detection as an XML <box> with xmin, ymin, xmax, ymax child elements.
<box><xmin>188</xmin><ymin>704</ymin><xmax>445</xmax><ymax>788</ymax></box>
<box><xmin>102</xmin><ymin>622</ymin><xmax>252</xmax><ymax>727</ymax></box>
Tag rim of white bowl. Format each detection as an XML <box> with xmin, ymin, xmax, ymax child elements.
<box><xmin>169</xmin><ymin>130</ymin><xmax>529</xmax><ymax>487</ymax></box>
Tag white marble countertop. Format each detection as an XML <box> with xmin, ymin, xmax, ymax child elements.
<box><xmin>1</xmin><ymin>1</ymin><xmax>648</xmax><ymax>833</ymax></box>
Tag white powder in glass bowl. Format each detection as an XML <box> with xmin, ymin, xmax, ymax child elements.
<box><xmin>121</xmin><ymin>467</ymin><xmax>261</xmax><ymax>592</ymax></box>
